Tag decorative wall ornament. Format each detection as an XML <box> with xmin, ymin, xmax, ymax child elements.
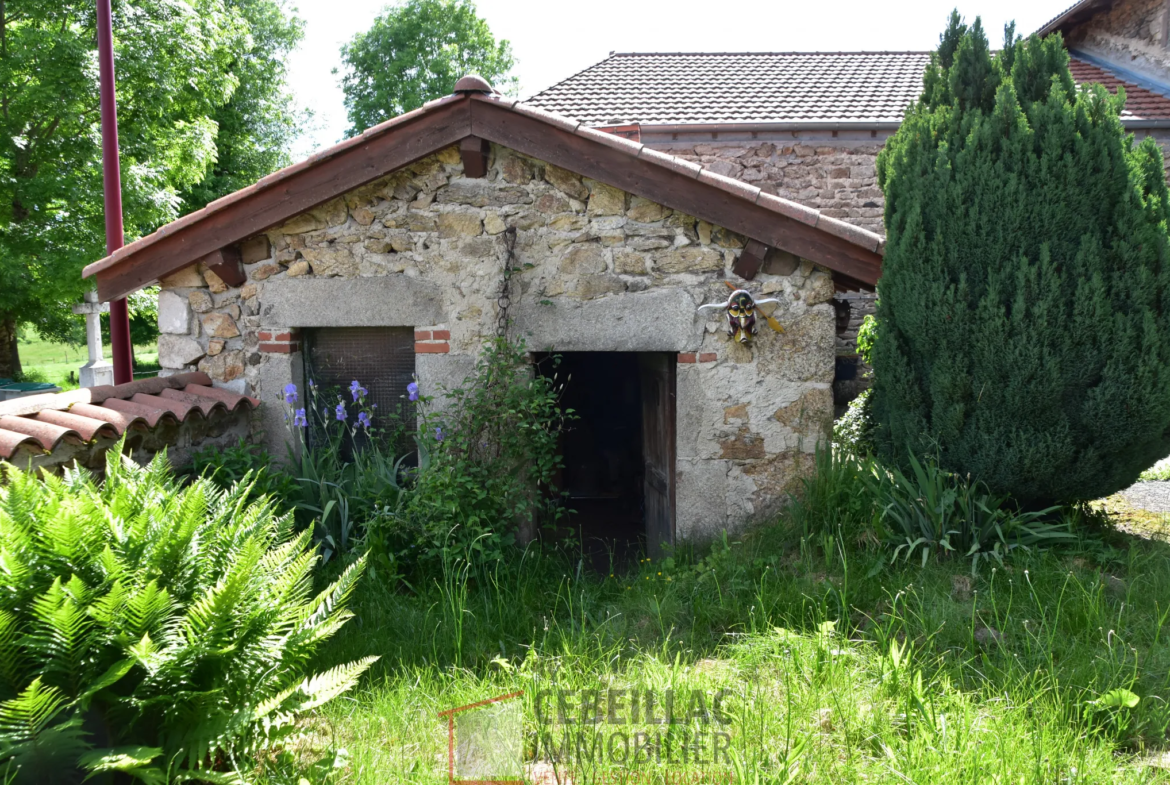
<box><xmin>698</xmin><ymin>283</ymin><xmax>784</xmax><ymax>344</ymax></box>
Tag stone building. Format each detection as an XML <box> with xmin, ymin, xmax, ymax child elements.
<box><xmin>525</xmin><ymin>3</ymin><xmax>1170</xmax><ymax>405</ymax></box>
<box><xmin>82</xmin><ymin>80</ymin><xmax>882</xmax><ymax>551</ymax></box>
<box><xmin>74</xmin><ymin>0</ymin><xmax>1170</xmax><ymax>547</ymax></box>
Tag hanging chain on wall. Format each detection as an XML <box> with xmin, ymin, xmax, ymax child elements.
<box><xmin>496</xmin><ymin>226</ymin><xmax>519</xmax><ymax>338</ymax></box>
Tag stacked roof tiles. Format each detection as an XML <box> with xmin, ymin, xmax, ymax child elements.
<box><xmin>529</xmin><ymin>52</ymin><xmax>932</xmax><ymax>126</ymax></box>
<box><xmin>526</xmin><ymin>51</ymin><xmax>1170</xmax><ymax>127</ymax></box>
<box><xmin>1069</xmin><ymin>57</ymin><xmax>1170</xmax><ymax>121</ymax></box>
<box><xmin>0</xmin><ymin>372</ymin><xmax>258</xmax><ymax>461</ymax></box>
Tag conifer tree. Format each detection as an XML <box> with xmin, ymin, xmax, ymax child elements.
<box><xmin>872</xmin><ymin>13</ymin><xmax>1170</xmax><ymax>506</ymax></box>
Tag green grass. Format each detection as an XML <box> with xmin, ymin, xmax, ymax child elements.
<box><xmin>17</xmin><ymin>327</ymin><xmax>158</xmax><ymax>390</ymax></box>
<box><xmin>1141</xmin><ymin>458</ymin><xmax>1170</xmax><ymax>482</ymax></box>
<box><xmin>281</xmin><ymin>508</ymin><xmax>1170</xmax><ymax>783</ymax></box>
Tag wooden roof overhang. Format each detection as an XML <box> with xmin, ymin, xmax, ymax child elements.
<box><xmin>84</xmin><ymin>86</ymin><xmax>883</xmax><ymax>300</ymax></box>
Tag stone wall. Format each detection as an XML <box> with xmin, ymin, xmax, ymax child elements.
<box><xmin>1067</xmin><ymin>0</ymin><xmax>1170</xmax><ymax>86</ymax></box>
<box><xmin>654</xmin><ymin>139</ymin><xmax>887</xmax><ymax>234</ymax></box>
<box><xmin>156</xmin><ymin>143</ymin><xmax>838</xmax><ymax>539</ymax></box>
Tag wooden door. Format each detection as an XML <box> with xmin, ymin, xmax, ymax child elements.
<box><xmin>639</xmin><ymin>353</ymin><xmax>676</xmax><ymax>559</ymax></box>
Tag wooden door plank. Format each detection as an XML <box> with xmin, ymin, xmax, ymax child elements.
<box><xmin>641</xmin><ymin>352</ymin><xmax>676</xmax><ymax>558</ymax></box>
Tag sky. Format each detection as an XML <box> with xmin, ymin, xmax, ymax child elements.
<box><xmin>286</xmin><ymin>0</ymin><xmax>1066</xmax><ymax>157</ymax></box>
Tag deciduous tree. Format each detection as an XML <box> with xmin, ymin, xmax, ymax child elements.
<box><xmin>0</xmin><ymin>0</ymin><xmax>302</xmax><ymax>376</ymax></box>
<box><xmin>337</xmin><ymin>0</ymin><xmax>515</xmax><ymax>137</ymax></box>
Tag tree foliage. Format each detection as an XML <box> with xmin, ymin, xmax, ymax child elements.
<box><xmin>179</xmin><ymin>0</ymin><xmax>305</xmax><ymax>212</ymax></box>
<box><xmin>872</xmin><ymin>13</ymin><xmax>1170</xmax><ymax>506</ymax></box>
<box><xmin>0</xmin><ymin>0</ymin><xmax>302</xmax><ymax>373</ymax></box>
<box><xmin>337</xmin><ymin>0</ymin><xmax>516</xmax><ymax>137</ymax></box>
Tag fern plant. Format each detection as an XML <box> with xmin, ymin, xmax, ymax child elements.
<box><xmin>0</xmin><ymin>442</ymin><xmax>375</xmax><ymax>783</ymax></box>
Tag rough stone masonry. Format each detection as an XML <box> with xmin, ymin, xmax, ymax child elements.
<box><xmin>155</xmin><ymin>143</ymin><xmax>837</xmax><ymax>540</ymax></box>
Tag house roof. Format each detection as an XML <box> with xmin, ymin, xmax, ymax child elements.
<box><xmin>527</xmin><ymin>52</ymin><xmax>932</xmax><ymax>127</ymax></box>
<box><xmin>1035</xmin><ymin>0</ymin><xmax>1111</xmax><ymax>38</ymax></box>
<box><xmin>1069</xmin><ymin>53</ymin><xmax>1170</xmax><ymax>119</ymax></box>
<box><xmin>0</xmin><ymin>372</ymin><xmax>258</xmax><ymax>460</ymax></box>
<box><xmin>525</xmin><ymin>50</ymin><xmax>1170</xmax><ymax>128</ymax></box>
<box><xmin>83</xmin><ymin>83</ymin><xmax>886</xmax><ymax>299</ymax></box>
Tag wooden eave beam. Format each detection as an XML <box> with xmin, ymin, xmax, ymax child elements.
<box><xmin>467</xmin><ymin>96</ymin><xmax>882</xmax><ymax>285</ymax></box>
<box><xmin>93</xmin><ymin>97</ymin><xmax>473</xmax><ymax>301</ymax></box>
<box><xmin>833</xmin><ymin>272</ymin><xmax>872</xmax><ymax>293</ymax></box>
<box><xmin>732</xmin><ymin>239</ymin><xmax>769</xmax><ymax>280</ymax></box>
<box><xmin>460</xmin><ymin>136</ymin><xmax>490</xmax><ymax>177</ymax></box>
<box><xmin>203</xmin><ymin>246</ymin><xmax>245</xmax><ymax>287</ymax></box>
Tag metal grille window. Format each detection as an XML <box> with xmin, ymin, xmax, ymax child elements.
<box><xmin>304</xmin><ymin>327</ymin><xmax>415</xmax><ymax>453</ymax></box>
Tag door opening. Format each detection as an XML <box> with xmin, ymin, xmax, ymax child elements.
<box><xmin>535</xmin><ymin>352</ymin><xmax>676</xmax><ymax>570</ymax></box>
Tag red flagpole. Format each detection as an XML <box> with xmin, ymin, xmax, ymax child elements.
<box><xmin>97</xmin><ymin>0</ymin><xmax>133</xmax><ymax>385</ymax></box>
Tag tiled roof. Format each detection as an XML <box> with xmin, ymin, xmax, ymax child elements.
<box><xmin>0</xmin><ymin>372</ymin><xmax>258</xmax><ymax>460</ymax></box>
<box><xmin>1068</xmin><ymin>56</ymin><xmax>1170</xmax><ymax>120</ymax></box>
<box><xmin>527</xmin><ymin>52</ymin><xmax>931</xmax><ymax>126</ymax></box>
<box><xmin>525</xmin><ymin>51</ymin><xmax>1170</xmax><ymax>127</ymax></box>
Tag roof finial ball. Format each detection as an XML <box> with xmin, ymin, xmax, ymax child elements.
<box><xmin>453</xmin><ymin>74</ymin><xmax>495</xmax><ymax>94</ymax></box>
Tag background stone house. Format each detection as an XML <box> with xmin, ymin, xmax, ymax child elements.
<box><xmin>82</xmin><ymin>82</ymin><xmax>882</xmax><ymax>552</ymax></box>
<box><xmin>525</xmin><ymin>0</ymin><xmax>1170</xmax><ymax>410</ymax></box>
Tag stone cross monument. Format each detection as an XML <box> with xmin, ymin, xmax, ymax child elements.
<box><xmin>72</xmin><ymin>291</ymin><xmax>114</xmax><ymax>388</ymax></box>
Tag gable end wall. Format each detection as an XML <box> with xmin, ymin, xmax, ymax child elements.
<box><xmin>155</xmin><ymin>143</ymin><xmax>837</xmax><ymax>540</ymax></box>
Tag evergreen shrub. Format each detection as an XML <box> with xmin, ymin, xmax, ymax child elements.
<box><xmin>873</xmin><ymin>14</ymin><xmax>1170</xmax><ymax>505</ymax></box>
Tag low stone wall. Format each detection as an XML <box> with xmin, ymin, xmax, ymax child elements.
<box><xmin>6</xmin><ymin>408</ymin><xmax>251</xmax><ymax>477</ymax></box>
<box><xmin>155</xmin><ymin>143</ymin><xmax>838</xmax><ymax>539</ymax></box>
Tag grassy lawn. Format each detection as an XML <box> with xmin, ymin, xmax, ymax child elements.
<box><xmin>17</xmin><ymin>327</ymin><xmax>158</xmax><ymax>390</ymax></box>
<box><xmin>287</xmin><ymin>504</ymin><xmax>1170</xmax><ymax>783</ymax></box>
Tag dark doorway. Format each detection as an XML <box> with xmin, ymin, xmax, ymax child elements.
<box><xmin>536</xmin><ymin>352</ymin><xmax>676</xmax><ymax>570</ymax></box>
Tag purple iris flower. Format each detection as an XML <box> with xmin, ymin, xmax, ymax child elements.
<box><xmin>308</xmin><ymin>379</ymin><xmax>317</xmax><ymax>390</ymax></box>
<box><xmin>358</xmin><ymin>411</ymin><xmax>372</xmax><ymax>429</ymax></box>
<box><xmin>407</xmin><ymin>381</ymin><xmax>419</xmax><ymax>402</ymax></box>
<box><xmin>335</xmin><ymin>402</ymin><xmax>347</xmax><ymax>421</ymax></box>
<box><xmin>350</xmin><ymin>380</ymin><xmax>368</xmax><ymax>402</ymax></box>
<box><xmin>283</xmin><ymin>383</ymin><xmax>298</xmax><ymax>405</ymax></box>
<box><xmin>434</xmin><ymin>426</ymin><xmax>444</xmax><ymax>442</ymax></box>
<box><xmin>293</xmin><ymin>408</ymin><xmax>307</xmax><ymax>428</ymax></box>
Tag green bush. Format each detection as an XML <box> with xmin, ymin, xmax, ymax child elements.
<box><xmin>872</xmin><ymin>15</ymin><xmax>1170</xmax><ymax>506</ymax></box>
<box><xmin>866</xmin><ymin>452</ymin><xmax>1075</xmax><ymax>569</ymax></box>
<box><xmin>833</xmin><ymin>388</ymin><xmax>876</xmax><ymax>456</ymax></box>
<box><xmin>377</xmin><ymin>337</ymin><xmax>570</xmax><ymax>566</ymax></box>
<box><xmin>791</xmin><ymin>445</ymin><xmax>1075</xmax><ymax>569</ymax></box>
<box><xmin>190</xmin><ymin>437</ymin><xmax>299</xmax><ymax>505</ymax></box>
<box><xmin>0</xmin><ymin>445</ymin><xmax>374</xmax><ymax>783</ymax></box>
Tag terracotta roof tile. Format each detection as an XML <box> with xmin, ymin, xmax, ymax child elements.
<box><xmin>526</xmin><ymin>51</ymin><xmax>1170</xmax><ymax>126</ymax></box>
<box><xmin>34</xmin><ymin>410</ymin><xmax>119</xmax><ymax>442</ymax></box>
<box><xmin>67</xmin><ymin>403</ymin><xmax>147</xmax><ymax>435</ymax></box>
<box><xmin>0</xmin><ymin>372</ymin><xmax>258</xmax><ymax>460</ymax></box>
<box><xmin>1068</xmin><ymin>57</ymin><xmax>1170</xmax><ymax>120</ymax></box>
<box><xmin>0</xmin><ymin>416</ymin><xmax>81</xmax><ymax>452</ymax></box>
<box><xmin>0</xmin><ymin>430</ymin><xmax>39</xmax><ymax>458</ymax></box>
